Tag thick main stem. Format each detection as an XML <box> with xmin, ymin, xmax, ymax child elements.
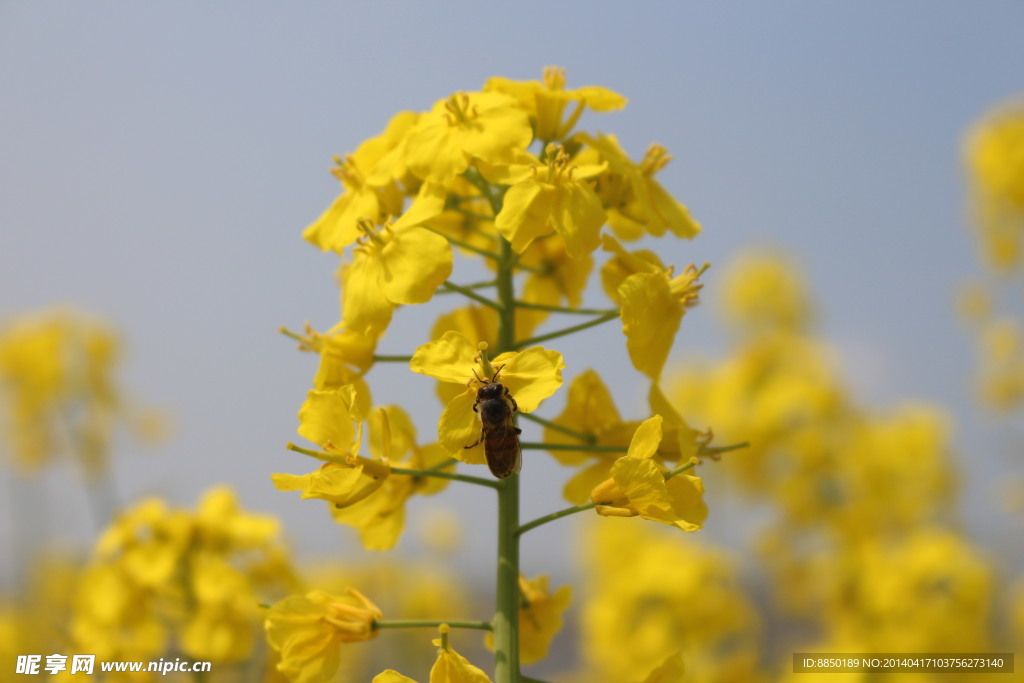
<box><xmin>493</xmin><ymin>235</ymin><xmax>521</xmax><ymax>683</ymax></box>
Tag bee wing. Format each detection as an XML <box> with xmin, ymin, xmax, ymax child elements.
<box><xmin>484</xmin><ymin>422</ymin><xmax>522</xmax><ymax>479</ymax></box>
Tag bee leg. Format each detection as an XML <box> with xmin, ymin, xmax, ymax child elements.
<box><xmin>515</xmin><ymin>427</ymin><xmax>522</xmax><ymax>435</ymax></box>
<box><xmin>472</xmin><ymin>402</ymin><xmax>479</xmax><ymax>413</ymax></box>
<box><xmin>464</xmin><ymin>432</ymin><xmax>484</xmax><ymax>449</ymax></box>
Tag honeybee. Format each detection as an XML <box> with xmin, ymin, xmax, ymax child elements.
<box><xmin>467</xmin><ymin>365</ymin><xmax>522</xmax><ymax>479</ymax></box>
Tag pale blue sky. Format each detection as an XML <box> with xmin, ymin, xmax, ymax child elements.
<box><xmin>2</xmin><ymin>1</ymin><xmax>1023</xmax><ymax>588</ymax></box>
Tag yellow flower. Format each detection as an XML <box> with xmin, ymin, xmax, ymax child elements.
<box><xmin>272</xmin><ymin>460</ymin><xmax>390</xmax><ymax>508</ymax></box>
<box><xmin>409</xmin><ymin>331</ymin><xmax>564</xmax><ymax>463</ymax></box>
<box><xmin>341</xmin><ymin>183</ymin><xmax>452</xmax><ymax>336</ymax></box>
<box><xmin>485</xmin><ymin>66</ymin><xmax>627</xmax><ymax>142</ymax></box>
<box><xmin>286</xmin><ymin>323</ymin><xmax>378</xmax><ymax>390</ymax></box>
<box><xmin>371</xmin><ymin>626</ymin><xmax>493</xmax><ymax>683</ymax></box>
<box><xmin>581</xmin><ymin>521</ymin><xmax>761</xmax><ymax>682</ymax></box>
<box><xmin>601</xmin><ymin>236</ymin><xmax>706</xmax><ymax>380</ymax></box>
<box><xmin>964</xmin><ymin>99</ymin><xmax>1024</xmax><ymax>272</ymax></box>
<box><xmin>514</xmin><ymin>235</ymin><xmax>594</xmax><ymax>339</ymax></box>
<box><xmin>484</xmin><ymin>575</ymin><xmax>571</xmax><ymax>665</ymax></box>
<box><xmin>590</xmin><ymin>416</ymin><xmax>707</xmax><ymax>531</ymax></box>
<box><xmin>0</xmin><ymin>308</ymin><xmax>128</xmax><ymax>475</ymax></box>
<box><xmin>577</xmin><ymin>132</ymin><xmax>701</xmax><ymax>240</ymax></box>
<box><xmin>542</xmin><ymin>369</ymin><xmax>639</xmax><ymax>503</ymax></box>
<box><xmin>719</xmin><ymin>249</ymin><xmax>812</xmax><ymax>335</ymax></box>
<box><xmin>302</xmin><ymin>111</ymin><xmax>416</xmax><ymax>252</ymax></box>
<box><xmin>182</xmin><ymin>555</ymin><xmax>255</xmax><ymax>662</ymax></box>
<box><xmin>71</xmin><ymin>563</ymin><xmax>168</xmax><ymax>662</ymax></box>
<box><xmin>966</xmin><ymin>99</ymin><xmax>1024</xmax><ymax>209</ymax></box>
<box><xmin>193</xmin><ymin>485</ymin><xmax>282</xmax><ymax>550</ymax></box>
<box><xmin>331</xmin><ymin>405</ymin><xmax>454</xmax><ymax>550</ymax></box>
<box><xmin>294</xmin><ymin>383</ymin><xmax>368</xmax><ymax>456</ymax></box>
<box><xmin>373</xmin><ymin>672</ymin><xmax>419</xmax><ymax>683</ymax></box>
<box><xmin>405</xmin><ymin>91</ymin><xmax>532</xmax><ymax>183</ymax></box>
<box><xmin>265</xmin><ymin>589</ymin><xmax>382</xmax><ymax>683</ymax></box>
<box><xmin>492</xmin><ymin>144</ymin><xmax>607</xmax><ymax>257</ymax></box>
<box><xmin>94</xmin><ymin>497</ymin><xmax>192</xmax><ymax>587</ymax></box>
<box><xmin>634</xmin><ymin>652</ymin><xmax>685</xmax><ymax>683</ymax></box>
<box><xmin>430</xmin><ymin>625</ymin><xmax>493</xmax><ymax>683</ymax></box>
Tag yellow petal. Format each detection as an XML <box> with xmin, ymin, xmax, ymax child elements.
<box><xmin>618</xmin><ymin>272</ymin><xmax>682</xmax><ymax>380</ymax></box>
<box><xmin>297</xmin><ymin>386</ymin><xmax>358</xmax><ymax>450</ymax></box>
<box><xmin>302</xmin><ymin>187</ymin><xmax>378</xmax><ymax>253</ymax></box>
<box><xmin>429</xmin><ymin>644</ymin><xmax>493</xmax><ymax>683</ymax></box>
<box><xmin>341</xmin><ymin>256</ymin><xmax>395</xmax><ymax>336</ymax></box>
<box><xmin>438</xmin><ymin>389</ymin><xmax>487</xmax><ymax>464</ymax></box>
<box><xmin>406</xmin><ymin>117</ymin><xmax>469</xmax><ymax>183</ymax></box>
<box><xmin>374</xmin><ymin>671</ymin><xmax>419</xmax><ymax>683</ymax></box>
<box><xmin>491</xmin><ymin>346</ymin><xmax>565</xmax><ymax>413</ymax></box>
<box><xmin>381</xmin><ymin>227</ymin><xmax>453</xmax><ymax>305</ymax></box>
<box><xmin>626</xmin><ymin>416</ymin><xmax>663</xmax><ymax>460</ymax></box>
<box><xmin>495</xmin><ymin>180</ymin><xmax>556</xmax><ymax>253</ymax></box>
<box><xmin>391</xmin><ymin>181</ymin><xmax>447</xmax><ymax>232</ymax></box>
<box><xmin>410</xmin><ymin>331</ymin><xmax>478</xmax><ymax>384</ymax></box>
<box><xmin>552</xmin><ymin>181</ymin><xmax>606</xmax><ymax>257</ymax></box>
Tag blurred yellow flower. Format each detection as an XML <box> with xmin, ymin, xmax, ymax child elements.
<box><xmin>964</xmin><ymin>98</ymin><xmax>1024</xmax><ymax>272</ymax></box>
<box><xmin>0</xmin><ymin>308</ymin><xmax>144</xmax><ymax>476</ymax></box>
<box><xmin>719</xmin><ymin>249</ymin><xmax>812</xmax><ymax>334</ymax></box>
<box><xmin>581</xmin><ymin>521</ymin><xmax>761</xmax><ymax>683</ymax></box>
<box><xmin>484</xmin><ymin>575</ymin><xmax>571</xmax><ymax>664</ymax></box>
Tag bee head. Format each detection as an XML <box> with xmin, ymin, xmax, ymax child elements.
<box><xmin>477</xmin><ymin>382</ymin><xmax>505</xmax><ymax>399</ymax></box>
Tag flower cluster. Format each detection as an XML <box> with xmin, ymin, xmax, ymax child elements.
<box><xmin>67</xmin><ymin>487</ymin><xmax>296</xmax><ymax>668</ymax></box>
<box><xmin>0</xmin><ymin>308</ymin><xmax>160</xmax><ymax>476</ymax></box>
<box><xmin>271</xmin><ymin>68</ymin><xmax>722</xmax><ymax>682</ymax></box>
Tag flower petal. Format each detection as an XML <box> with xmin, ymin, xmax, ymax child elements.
<box><xmin>297</xmin><ymin>386</ymin><xmax>358</xmax><ymax>450</ymax></box>
<box><xmin>626</xmin><ymin>415</ymin><xmax>663</xmax><ymax>460</ymax></box>
<box><xmin>438</xmin><ymin>389</ymin><xmax>487</xmax><ymax>464</ymax></box>
<box><xmin>618</xmin><ymin>272</ymin><xmax>682</xmax><ymax>380</ymax></box>
<box><xmin>380</xmin><ymin>227</ymin><xmax>453</xmax><ymax>305</ymax></box>
<box><xmin>492</xmin><ymin>346</ymin><xmax>565</xmax><ymax>413</ymax></box>
<box><xmin>410</xmin><ymin>331</ymin><xmax>478</xmax><ymax>384</ymax></box>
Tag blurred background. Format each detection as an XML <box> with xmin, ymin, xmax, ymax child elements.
<box><xmin>1</xmin><ymin>2</ymin><xmax>1022</xmax><ymax>681</ymax></box>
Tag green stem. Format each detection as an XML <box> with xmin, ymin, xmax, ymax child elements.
<box><xmin>513</xmin><ymin>301</ymin><xmax>618</xmax><ymax>316</ymax></box>
<box><xmin>664</xmin><ymin>460</ymin><xmax>696</xmax><ymax>481</ymax></box>
<box><xmin>517</xmin><ymin>413</ymin><xmax>596</xmax><ymax>444</ymax></box>
<box><xmin>494</xmin><ymin>230</ymin><xmax>521</xmax><ymax>683</ymax></box>
<box><xmin>374</xmin><ymin>619</ymin><xmax>493</xmax><ymax>631</ymax></box>
<box><xmin>427</xmin><ymin>227</ymin><xmax>503</xmax><ymax>261</ymax></box>
<box><xmin>435</xmin><ymin>279</ymin><xmax>497</xmax><ymax>294</ymax></box>
<box><xmin>390</xmin><ymin>465</ymin><xmax>500</xmax><ymax>489</ymax></box>
<box><xmin>373</xmin><ymin>354</ymin><xmax>414</xmax><ymax>363</ymax></box>
<box><xmin>700</xmin><ymin>441</ymin><xmax>750</xmax><ymax>458</ymax></box>
<box><xmin>520</xmin><ymin>442</ymin><xmax>625</xmax><ymax>453</ymax></box>
<box><xmin>443</xmin><ymin>280</ymin><xmax>504</xmax><ymax>311</ymax></box>
<box><xmin>517</xmin><ymin>501</ymin><xmax>597</xmax><ymax>536</ymax></box>
<box><xmin>284</xmin><ymin>444</ymin><xmax>499</xmax><ymax>489</ymax></box>
<box><xmin>515</xmin><ymin>311</ymin><xmax>619</xmax><ymax>348</ymax></box>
